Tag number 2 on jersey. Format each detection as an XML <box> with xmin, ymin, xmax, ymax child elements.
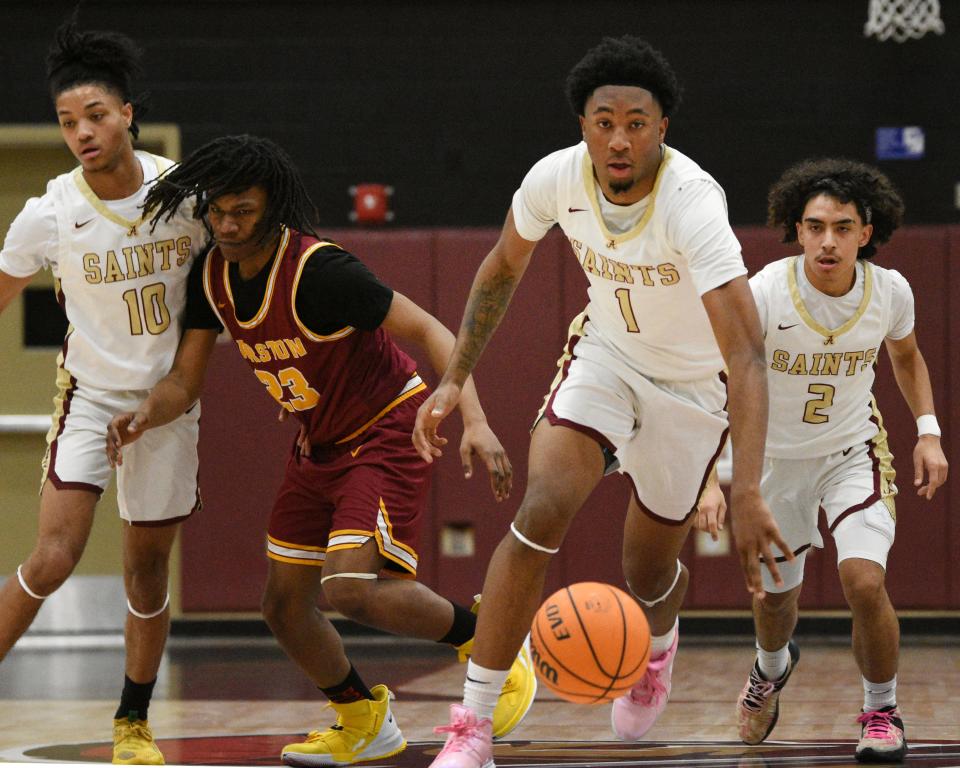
<box><xmin>803</xmin><ymin>383</ymin><xmax>836</xmax><ymax>424</ymax></box>
<box><xmin>255</xmin><ymin>367</ymin><xmax>320</xmax><ymax>412</ymax></box>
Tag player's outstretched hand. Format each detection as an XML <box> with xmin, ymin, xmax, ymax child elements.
<box><xmin>413</xmin><ymin>382</ymin><xmax>461</xmax><ymax>463</ymax></box>
<box><xmin>914</xmin><ymin>435</ymin><xmax>948</xmax><ymax>500</ymax></box>
<box><xmin>730</xmin><ymin>487</ymin><xmax>793</xmax><ymax>600</ymax></box>
<box><xmin>694</xmin><ymin>482</ymin><xmax>727</xmax><ymax>541</ymax></box>
<box><xmin>460</xmin><ymin>420</ymin><xmax>512</xmax><ymax>502</ymax></box>
<box><xmin>106</xmin><ymin>411</ymin><xmax>149</xmax><ymax>468</ymax></box>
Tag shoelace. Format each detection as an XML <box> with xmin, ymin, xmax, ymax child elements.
<box><xmin>434</xmin><ymin>716</ymin><xmax>485</xmax><ymax>748</ymax></box>
<box><xmin>857</xmin><ymin>709</ymin><xmax>899</xmax><ymax>741</ymax></box>
<box><xmin>629</xmin><ymin>655</ymin><xmax>669</xmax><ymax>706</ymax></box>
<box><xmin>741</xmin><ymin>669</ymin><xmax>777</xmax><ymax>712</ymax></box>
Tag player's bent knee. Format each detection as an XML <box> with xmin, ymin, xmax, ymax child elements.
<box><xmin>626</xmin><ymin>560</ymin><xmax>686</xmax><ymax>607</ymax></box>
<box><xmin>839</xmin><ymin>559</ymin><xmax>887</xmax><ymax>607</ymax></box>
<box><xmin>26</xmin><ymin>546</ymin><xmax>82</xmax><ymax>594</ymax></box>
<box><xmin>321</xmin><ymin>573</ymin><xmax>377</xmax><ymax>621</ymax></box>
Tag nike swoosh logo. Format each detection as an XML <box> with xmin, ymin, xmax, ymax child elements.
<box><xmin>777</xmin><ymin>323</ymin><xmax>798</xmax><ymax>330</ymax></box>
<box><xmin>350</xmin><ymin>444</ymin><xmax>364</xmax><ymax>458</ymax></box>
<box><xmin>465</xmin><ymin>676</ymin><xmax>492</xmax><ymax>685</ymax></box>
<box><xmin>217</xmin><ymin>303</ymin><xmax>226</xmax><ymax>309</ymax></box>
<box><xmin>568</xmin><ymin>207</ymin><xmax>587</xmax><ymax>213</ymax></box>
<box><xmin>74</xmin><ymin>218</ymin><xmax>94</xmax><ymax>228</ymax></box>
<box><xmin>842</xmin><ymin>447</ymin><xmax>853</xmax><ymax>456</ymax></box>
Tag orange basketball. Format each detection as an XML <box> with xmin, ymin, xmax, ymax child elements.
<box><xmin>530</xmin><ymin>581</ymin><xmax>650</xmax><ymax>704</ymax></box>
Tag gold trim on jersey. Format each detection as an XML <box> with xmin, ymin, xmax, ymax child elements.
<box><xmin>201</xmin><ymin>251</ymin><xmax>228</xmax><ymax>329</ymax></box>
<box><xmin>535</xmin><ymin>311</ymin><xmax>588</xmax><ymax>427</ymax></box>
<box><xmin>868</xmin><ymin>394</ymin><xmax>897</xmax><ymax>520</ymax></box>
<box><xmin>581</xmin><ymin>146</ymin><xmax>672</xmax><ymax>249</ymax></box>
<box><xmin>40</xmin><ymin>347</ymin><xmax>77</xmax><ymax>492</ymax></box>
<box><xmin>70</xmin><ymin>153</ymin><xmax>172</xmax><ymax>234</ymax></box>
<box><xmin>291</xmin><ymin>240</ymin><xmax>356</xmax><ymax>342</ymax></box>
<box><xmin>222</xmin><ymin>227</ymin><xmax>290</xmax><ymax>329</ymax></box>
<box><xmin>374</xmin><ymin>498</ymin><xmax>418</xmax><ymax>573</ymax></box>
<box><xmin>787</xmin><ymin>256</ymin><xmax>874</xmax><ymax>344</ymax></box>
<box><xmin>334</xmin><ymin>374</ymin><xmax>426</xmax><ymax>444</ymax></box>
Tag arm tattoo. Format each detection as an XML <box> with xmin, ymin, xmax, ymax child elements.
<box><xmin>450</xmin><ymin>268</ymin><xmax>518</xmax><ymax>384</ymax></box>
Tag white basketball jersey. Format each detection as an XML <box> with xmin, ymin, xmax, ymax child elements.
<box><xmin>41</xmin><ymin>153</ymin><xmax>205</xmax><ymax>390</ymax></box>
<box><xmin>512</xmin><ymin>143</ymin><xmax>746</xmax><ymax>381</ymax></box>
<box><xmin>752</xmin><ymin>256</ymin><xmax>901</xmax><ymax>458</ymax></box>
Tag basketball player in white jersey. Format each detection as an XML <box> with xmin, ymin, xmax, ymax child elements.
<box><xmin>713</xmin><ymin>159</ymin><xmax>947</xmax><ymax>762</ymax></box>
<box><xmin>412</xmin><ymin>36</ymin><xmax>790</xmax><ymax>768</ymax></box>
<box><xmin>0</xmin><ymin>20</ymin><xmax>209</xmax><ymax>764</ymax></box>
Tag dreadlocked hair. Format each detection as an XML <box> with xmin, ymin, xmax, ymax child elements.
<box><xmin>565</xmin><ymin>35</ymin><xmax>681</xmax><ymax>118</ymax></box>
<box><xmin>145</xmin><ymin>134</ymin><xmax>319</xmax><ymax>240</ymax></box>
<box><xmin>767</xmin><ymin>158</ymin><xmax>904</xmax><ymax>260</ymax></box>
<box><xmin>46</xmin><ymin>13</ymin><xmax>149</xmax><ymax>138</ymax></box>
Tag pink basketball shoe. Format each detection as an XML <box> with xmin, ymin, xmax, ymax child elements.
<box><xmin>611</xmin><ymin>628</ymin><xmax>679</xmax><ymax>740</ymax></box>
<box><xmin>430</xmin><ymin>704</ymin><xmax>494</xmax><ymax>768</ymax></box>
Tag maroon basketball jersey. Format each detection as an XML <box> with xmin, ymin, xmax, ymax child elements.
<box><xmin>203</xmin><ymin>227</ymin><xmax>421</xmax><ymax>446</ymax></box>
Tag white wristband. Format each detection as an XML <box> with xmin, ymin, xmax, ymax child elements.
<box><xmin>917</xmin><ymin>414</ymin><xmax>941</xmax><ymax>437</ymax></box>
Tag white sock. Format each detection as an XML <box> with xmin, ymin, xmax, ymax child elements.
<box><xmin>756</xmin><ymin>642</ymin><xmax>790</xmax><ymax>681</ymax></box>
<box><xmin>463</xmin><ymin>659</ymin><xmax>509</xmax><ymax>722</ymax></box>
<box><xmin>649</xmin><ymin>619</ymin><xmax>678</xmax><ymax>658</ymax></box>
<box><xmin>863</xmin><ymin>675</ymin><xmax>897</xmax><ymax>711</ymax></box>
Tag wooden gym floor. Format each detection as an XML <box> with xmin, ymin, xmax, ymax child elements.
<box><xmin>0</xmin><ymin>632</ymin><xmax>957</xmax><ymax>767</ymax></box>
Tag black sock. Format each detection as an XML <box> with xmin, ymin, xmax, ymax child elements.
<box><xmin>322</xmin><ymin>664</ymin><xmax>373</xmax><ymax>704</ymax></box>
<box><xmin>115</xmin><ymin>675</ymin><xmax>157</xmax><ymax>721</ymax></box>
<box><xmin>438</xmin><ymin>601</ymin><xmax>477</xmax><ymax>647</ymax></box>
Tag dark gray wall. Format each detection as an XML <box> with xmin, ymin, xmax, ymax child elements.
<box><xmin>2</xmin><ymin>0</ymin><xmax>956</xmax><ymax>226</ymax></box>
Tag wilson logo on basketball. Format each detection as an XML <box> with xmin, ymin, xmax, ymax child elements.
<box><xmin>530</xmin><ymin>581</ymin><xmax>651</xmax><ymax>704</ymax></box>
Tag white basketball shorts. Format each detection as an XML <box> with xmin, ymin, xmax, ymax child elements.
<box><xmin>42</xmin><ymin>374</ymin><xmax>201</xmax><ymax>525</ymax></box>
<box><xmin>536</xmin><ymin>317</ymin><xmax>729</xmax><ymax>524</ymax></box>
<box><xmin>759</xmin><ymin>439</ymin><xmax>897</xmax><ymax>593</ymax></box>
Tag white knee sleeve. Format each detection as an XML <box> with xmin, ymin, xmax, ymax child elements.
<box><xmin>319</xmin><ymin>572</ymin><xmax>378</xmax><ymax>584</ymax></box>
<box><xmin>127</xmin><ymin>593</ymin><xmax>169</xmax><ymax>619</ymax></box>
<box><xmin>632</xmin><ymin>560</ymin><xmax>682</xmax><ymax>607</ymax></box>
<box><xmin>510</xmin><ymin>522</ymin><xmax>560</xmax><ymax>554</ymax></box>
<box><xmin>16</xmin><ymin>564</ymin><xmax>50</xmax><ymax>601</ymax></box>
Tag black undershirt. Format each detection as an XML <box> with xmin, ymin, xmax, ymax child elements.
<box><xmin>184</xmin><ymin>244</ymin><xmax>394</xmax><ymax>333</ymax></box>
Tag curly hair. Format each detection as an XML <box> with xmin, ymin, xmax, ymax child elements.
<box><xmin>46</xmin><ymin>15</ymin><xmax>149</xmax><ymax>139</ymax></box>
<box><xmin>145</xmin><ymin>134</ymin><xmax>319</xmax><ymax>242</ymax></box>
<box><xmin>767</xmin><ymin>158</ymin><xmax>904</xmax><ymax>260</ymax></box>
<box><xmin>565</xmin><ymin>36</ymin><xmax>681</xmax><ymax>117</ymax></box>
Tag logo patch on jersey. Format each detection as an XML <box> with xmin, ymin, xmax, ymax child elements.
<box><xmin>777</xmin><ymin>322</ymin><xmax>798</xmax><ymax>330</ymax></box>
<box><xmin>74</xmin><ymin>218</ymin><xmax>94</xmax><ymax>228</ymax></box>
<box><xmin>567</xmin><ymin>207</ymin><xmax>587</xmax><ymax>213</ymax></box>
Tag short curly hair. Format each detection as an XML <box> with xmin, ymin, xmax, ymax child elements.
<box><xmin>565</xmin><ymin>36</ymin><xmax>681</xmax><ymax>118</ymax></box>
<box><xmin>767</xmin><ymin>158</ymin><xmax>904</xmax><ymax>260</ymax></box>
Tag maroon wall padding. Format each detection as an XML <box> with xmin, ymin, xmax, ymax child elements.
<box><xmin>182</xmin><ymin>225</ymin><xmax>958</xmax><ymax>613</ymax></box>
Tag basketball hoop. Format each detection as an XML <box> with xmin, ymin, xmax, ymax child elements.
<box><xmin>864</xmin><ymin>0</ymin><xmax>945</xmax><ymax>42</ymax></box>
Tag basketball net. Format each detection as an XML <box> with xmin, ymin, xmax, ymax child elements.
<box><xmin>864</xmin><ymin>0</ymin><xmax>945</xmax><ymax>42</ymax></box>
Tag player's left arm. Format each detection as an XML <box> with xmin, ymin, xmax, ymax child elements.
<box><xmin>884</xmin><ymin>331</ymin><xmax>948</xmax><ymax>499</ymax></box>
<box><xmin>703</xmin><ymin>275</ymin><xmax>792</xmax><ymax>597</ymax></box>
<box><xmin>381</xmin><ymin>291</ymin><xmax>512</xmax><ymax>501</ymax></box>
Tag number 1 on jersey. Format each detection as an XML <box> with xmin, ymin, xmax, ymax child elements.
<box><xmin>615</xmin><ymin>288</ymin><xmax>640</xmax><ymax>333</ymax></box>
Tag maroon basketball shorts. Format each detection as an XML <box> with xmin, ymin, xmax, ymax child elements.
<box><xmin>266</xmin><ymin>391</ymin><xmax>431</xmax><ymax>575</ymax></box>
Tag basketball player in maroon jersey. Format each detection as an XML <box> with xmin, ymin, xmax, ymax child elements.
<box><xmin>106</xmin><ymin>134</ymin><xmax>536</xmax><ymax>766</ymax></box>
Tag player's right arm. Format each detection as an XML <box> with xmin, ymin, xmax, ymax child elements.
<box><xmin>0</xmin><ymin>196</ymin><xmax>55</xmax><ymax>315</ymax></box>
<box><xmin>0</xmin><ymin>270</ymin><xmax>34</xmax><ymax>315</ymax></box>
<box><xmin>412</xmin><ymin>208</ymin><xmax>538</xmax><ymax>457</ymax></box>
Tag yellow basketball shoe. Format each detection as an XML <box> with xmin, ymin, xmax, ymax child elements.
<box><xmin>281</xmin><ymin>684</ymin><xmax>406</xmax><ymax>766</ymax></box>
<box><xmin>454</xmin><ymin>595</ymin><xmax>538</xmax><ymax>739</ymax></box>
<box><xmin>112</xmin><ymin>717</ymin><xmax>164</xmax><ymax>765</ymax></box>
